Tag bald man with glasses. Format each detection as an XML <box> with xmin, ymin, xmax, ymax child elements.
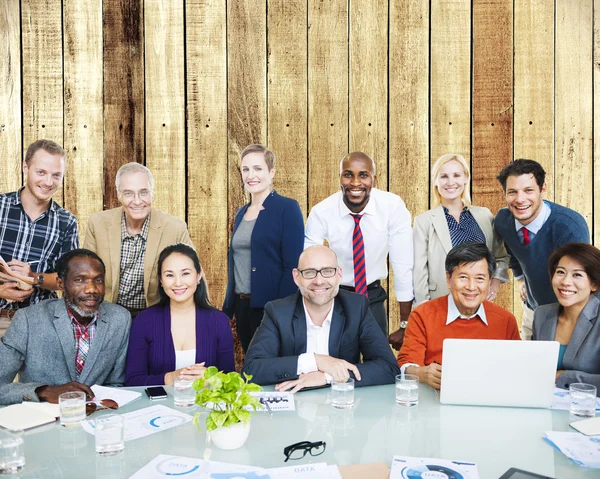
<box><xmin>242</xmin><ymin>245</ymin><xmax>399</xmax><ymax>392</ymax></box>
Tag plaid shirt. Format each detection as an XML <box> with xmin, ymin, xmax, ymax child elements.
<box><xmin>0</xmin><ymin>189</ymin><xmax>79</xmax><ymax>310</ymax></box>
<box><xmin>67</xmin><ymin>306</ymin><xmax>98</xmax><ymax>377</ymax></box>
<box><xmin>117</xmin><ymin>213</ymin><xmax>149</xmax><ymax>309</ymax></box>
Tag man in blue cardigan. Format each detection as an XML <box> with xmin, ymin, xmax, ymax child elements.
<box><xmin>494</xmin><ymin>159</ymin><xmax>590</xmax><ymax>339</ymax></box>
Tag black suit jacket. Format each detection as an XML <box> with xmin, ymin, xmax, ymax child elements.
<box><xmin>242</xmin><ymin>289</ymin><xmax>400</xmax><ymax>386</ymax></box>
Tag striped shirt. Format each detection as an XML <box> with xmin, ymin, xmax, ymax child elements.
<box><xmin>117</xmin><ymin>213</ymin><xmax>149</xmax><ymax>309</ymax></box>
<box><xmin>0</xmin><ymin>189</ymin><xmax>79</xmax><ymax>310</ymax></box>
<box><xmin>443</xmin><ymin>206</ymin><xmax>486</xmax><ymax>247</ymax></box>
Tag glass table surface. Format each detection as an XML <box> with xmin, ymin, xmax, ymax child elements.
<box><xmin>10</xmin><ymin>383</ymin><xmax>599</xmax><ymax>478</ymax></box>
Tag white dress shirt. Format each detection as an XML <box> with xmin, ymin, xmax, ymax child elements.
<box><xmin>296</xmin><ymin>298</ymin><xmax>334</xmax><ymax>375</ymax></box>
<box><xmin>304</xmin><ymin>189</ymin><xmax>414</xmax><ymax>301</ymax></box>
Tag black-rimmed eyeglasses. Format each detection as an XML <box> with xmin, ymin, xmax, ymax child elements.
<box><xmin>283</xmin><ymin>440</ymin><xmax>326</xmax><ymax>462</ymax></box>
<box><xmin>297</xmin><ymin>268</ymin><xmax>337</xmax><ymax>279</ymax></box>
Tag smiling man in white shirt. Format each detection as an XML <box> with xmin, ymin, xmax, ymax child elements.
<box><xmin>304</xmin><ymin>152</ymin><xmax>414</xmax><ymax>349</ymax></box>
<box><xmin>242</xmin><ymin>245</ymin><xmax>399</xmax><ymax>392</ymax></box>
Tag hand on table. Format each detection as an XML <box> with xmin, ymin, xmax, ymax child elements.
<box><xmin>417</xmin><ymin>363</ymin><xmax>442</xmax><ymax>390</ymax></box>
<box><xmin>165</xmin><ymin>362</ymin><xmax>206</xmax><ymax>385</ymax></box>
<box><xmin>275</xmin><ymin>371</ymin><xmax>327</xmax><ymax>394</ymax></box>
<box><xmin>35</xmin><ymin>382</ymin><xmax>94</xmax><ymax>403</ymax></box>
<box><xmin>314</xmin><ymin>354</ymin><xmax>361</xmax><ymax>382</ymax></box>
<box><xmin>388</xmin><ymin>328</ymin><xmax>406</xmax><ymax>350</ymax></box>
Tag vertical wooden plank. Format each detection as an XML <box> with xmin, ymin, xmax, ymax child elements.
<box><xmin>430</xmin><ymin>0</ymin><xmax>470</xmax><ymax>165</ymax></box>
<box><xmin>63</xmin><ymin>0</ymin><xmax>103</xmax><ymax>242</ymax></box>
<box><xmin>21</xmin><ymin>0</ymin><xmax>64</xmax><ymax>200</ymax></box>
<box><xmin>595</xmin><ymin>0</ymin><xmax>600</xmax><ymax>244</ymax></box>
<box><xmin>389</xmin><ymin>0</ymin><xmax>428</xmax><ymax>333</ymax></box>
<box><xmin>186</xmin><ymin>0</ymin><xmax>228</xmax><ymax>306</ymax></box>
<box><xmin>0</xmin><ymin>1</ymin><xmax>21</xmax><ymax>192</ymax></box>
<box><xmin>267</xmin><ymin>0</ymin><xmax>308</xmax><ymax>217</ymax></box>
<box><xmin>307</xmin><ymin>0</ymin><xmax>348</xmax><ymax>208</ymax></box>
<box><xmin>227</xmin><ymin>0</ymin><xmax>267</xmax><ymax>222</ymax></box>
<box><xmin>555</xmin><ymin>0</ymin><xmax>593</xmax><ymax>228</ymax></box>
<box><xmin>472</xmin><ymin>0</ymin><xmax>513</xmax><ymax>312</ymax></box>
<box><xmin>349</xmin><ymin>0</ymin><xmax>387</xmax><ymax>187</ymax></box>
<box><xmin>103</xmin><ymin>0</ymin><xmax>145</xmax><ymax>209</ymax></box>
<box><xmin>145</xmin><ymin>0</ymin><xmax>186</xmax><ymax>220</ymax></box>
<box><xmin>513</xmin><ymin>0</ymin><xmax>554</xmax><ymax>325</ymax></box>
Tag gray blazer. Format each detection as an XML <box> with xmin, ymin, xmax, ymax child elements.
<box><xmin>0</xmin><ymin>299</ymin><xmax>131</xmax><ymax>405</ymax></box>
<box><xmin>413</xmin><ymin>205</ymin><xmax>509</xmax><ymax>305</ymax></box>
<box><xmin>533</xmin><ymin>295</ymin><xmax>600</xmax><ymax>391</ymax></box>
<box><xmin>242</xmin><ymin>289</ymin><xmax>400</xmax><ymax>386</ymax></box>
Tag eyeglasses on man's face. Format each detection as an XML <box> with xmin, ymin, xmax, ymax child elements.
<box><xmin>283</xmin><ymin>440</ymin><xmax>326</xmax><ymax>462</ymax></box>
<box><xmin>297</xmin><ymin>267</ymin><xmax>337</xmax><ymax>279</ymax></box>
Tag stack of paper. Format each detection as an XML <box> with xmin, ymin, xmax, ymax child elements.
<box><xmin>91</xmin><ymin>384</ymin><xmax>141</xmax><ymax>407</ymax></box>
<box><xmin>390</xmin><ymin>455</ymin><xmax>480</xmax><ymax>479</ymax></box>
<box><xmin>0</xmin><ymin>403</ymin><xmax>57</xmax><ymax>430</ymax></box>
<box><xmin>544</xmin><ymin>431</ymin><xmax>600</xmax><ymax>468</ymax></box>
<box><xmin>550</xmin><ymin>387</ymin><xmax>600</xmax><ymax>411</ymax></box>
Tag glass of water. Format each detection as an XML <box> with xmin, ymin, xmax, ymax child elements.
<box><xmin>173</xmin><ymin>375</ymin><xmax>196</xmax><ymax>407</ymax></box>
<box><xmin>95</xmin><ymin>414</ymin><xmax>125</xmax><ymax>456</ymax></box>
<box><xmin>0</xmin><ymin>429</ymin><xmax>25</xmax><ymax>475</ymax></box>
<box><xmin>396</xmin><ymin>374</ymin><xmax>419</xmax><ymax>406</ymax></box>
<box><xmin>331</xmin><ymin>378</ymin><xmax>355</xmax><ymax>409</ymax></box>
<box><xmin>570</xmin><ymin>383</ymin><xmax>597</xmax><ymax>418</ymax></box>
<box><xmin>59</xmin><ymin>391</ymin><xmax>86</xmax><ymax>427</ymax></box>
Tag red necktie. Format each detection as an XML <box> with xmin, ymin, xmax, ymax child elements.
<box><xmin>351</xmin><ymin>214</ymin><xmax>368</xmax><ymax>297</ymax></box>
<box><xmin>522</xmin><ymin>227</ymin><xmax>531</xmax><ymax>246</ymax></box>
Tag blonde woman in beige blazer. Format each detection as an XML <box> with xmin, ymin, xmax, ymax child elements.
<box><xmin>413</xmin><ymin>154</ymin><xmax>509</xmax><ymax>305</ymax></box>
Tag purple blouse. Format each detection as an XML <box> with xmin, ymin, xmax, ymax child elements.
<box><xmin>125</xmin><ymin>303</ymin><xmax>235</xmax><ymax>386</ymax></box>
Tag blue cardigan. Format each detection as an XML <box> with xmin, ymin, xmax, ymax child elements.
<box><xmin>495</xmin><ymin>201</ymin><xmax>589</xmax><ymax>309</ymax></box>
<box><xmin>223</xmin><ymin>190</ymin><xmax>304</xmax><ymax>316</ymax></box>
<box><xmin>125</xmin><ymin>303</ymin><xmax>235</xmax><ymax>386</ymax></box>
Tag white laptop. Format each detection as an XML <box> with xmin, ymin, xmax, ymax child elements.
<box><xmin>439</xmin><ymin>339</ymin><xmax>559</xmax><ymax>408</ymax></box>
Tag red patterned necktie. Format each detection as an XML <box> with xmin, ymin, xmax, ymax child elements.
<box><xmin>351</xmin><ymin>214</ymin><xmax>368</xmax><ymax>297</ymax></box>
<box><xmin>522</xmin><ymin>227</ymin><xmax>531</xmax><ymax>246</ymax></box>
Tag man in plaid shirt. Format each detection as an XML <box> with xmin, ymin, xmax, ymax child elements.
<box><xmin>0</xmin><ymin>139</ymin><xmax>79</xmax><ymax>336</ymax></box>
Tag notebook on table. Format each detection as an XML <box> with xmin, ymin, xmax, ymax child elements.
<box><xmin>440</xmin><ymin>339</ymin><xmax>559</xmax><ymax>408</ymax></box>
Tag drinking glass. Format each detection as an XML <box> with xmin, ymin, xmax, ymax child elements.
<box><xmin>95</xmin><ymin>414</ymin><xmax>125</xmax><ymax>456</ymax></box>
<box><xmin>395</xmin><ymin>374</ymin><xmax>419</xmax><ymax>406</ymax></box>
<box><xmin>0</xmin><ymin>429</ymin><xmax>24</xmax><ymax>475</ymax></box>
<box><xmin>173</xmin><ymin>376</ymin><xmax>196</xmax><ymax>407</ymax></box>
<box><xmin>331</xmin><ymin>378</ymin><xmax>355</xmax><ymax>409</ymax></box>
<box><xmin>59</xmin><ymin>391</ymin><xmax>86</xmax><ymax>427</ymax></box>
<box><xmin>570</xmin><ymin>383</ymin><xmax>597</xmax><ymax>418</ymax></box>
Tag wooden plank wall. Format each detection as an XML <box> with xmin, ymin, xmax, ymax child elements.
<box><xmin>2</xmin><ymin>0</ymin><xmax>598</xmax><ymax>336</ymax></box>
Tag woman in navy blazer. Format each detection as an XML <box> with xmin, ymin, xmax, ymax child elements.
<box><xmin>126</xmin><ymin>244</ymin><xmax>235</xmax><ymax>386</ymax></box>
<box><xmin>533</xmin><ymin>243</ymin><xmax>600</xmax><ymax>394</ymax></box>
<box><xmin>223</xmin><ymin>144</ymin><xmax>304</xmax><ymax>352</ymax></box>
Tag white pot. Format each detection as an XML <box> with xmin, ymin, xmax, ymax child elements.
<box><xmin>209</xmin><ymin>421</ymin><xmax>251</xmax><ymax>450</ymax></box>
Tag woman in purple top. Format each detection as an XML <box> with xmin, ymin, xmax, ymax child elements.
<box><xmin>125</xmin><ymin>244</ymin><xmax>235</xmax><ymax>386</ymax></box>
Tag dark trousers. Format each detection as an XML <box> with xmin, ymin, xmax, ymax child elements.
<box><xmin>340</xmin><ymin>282</ymin><xmax>388</xmax><ymax>336</ymax></box>
<box><xmin>234</xmin><ymin>295</ymin><xmax>265</xmax><ymax>353</ymax></box>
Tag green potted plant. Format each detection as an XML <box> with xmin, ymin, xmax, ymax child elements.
<box><xmin>192</xmin><ymin>366</ymin><xmax>263</xmax><ymax>450</ymax></box>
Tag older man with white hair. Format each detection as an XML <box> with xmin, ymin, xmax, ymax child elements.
<box><xmin>84</xmin><ymin>163</ymin><xmax>192</xmax><ymax>318</ymax></box>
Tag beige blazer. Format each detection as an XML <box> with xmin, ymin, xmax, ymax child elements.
<box><xmin>83</xmin><ymin>207</ymin><xmax>193</xmax><ymax>307</ymax></box>
<box><xmin>413</xmin><ymin>205</ymin><xmax>509</xmax><ymax>305</ymax></box>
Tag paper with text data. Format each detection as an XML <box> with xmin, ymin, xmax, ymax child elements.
<box><xmin>83</xmin><ymin>405</ymin><xmax>192</xmax><ymax>441</ymax></box>
<box><xmin>129</xmin><ymin>455</ymin><xmax>267</xmax><ymax>478</ymax></box>
<box><xmin>550</xmin><ymin>387</ymin><xmax>600</xmax><ymax>411</ymax></box>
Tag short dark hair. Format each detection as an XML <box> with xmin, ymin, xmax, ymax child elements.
<box><xmin>56</xmin><ymin>249</ymin><xmax>105</xmax><ymax>280</ymax></box>
<box><xmin>445</xmin><ymin>242</ymin><xmax>496</xmax><ymax>278</ymax></box>
<box><xmin>548</xmin><ymin>243</ymin><xmax>600</xmax><ymax>288</ymax></box>
<box><xmin>24</xmin><ymin>139</ymin><xmax>66</xmax><ymax>164</ymax></box>
<box><xmin>496</xmin><ymin>159</ymin><xmax>546</xmax><ymax>191</ymax></box>
<box><xmin>157</xmin><ymin>243</ymin><xmax>215</xmax><ymax>310</ymax></box>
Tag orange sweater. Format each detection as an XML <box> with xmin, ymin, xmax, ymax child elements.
<box><xmin>397</xmin><ymin>295</ymin><xmax>520</xmax><ymax>367</ymax></box>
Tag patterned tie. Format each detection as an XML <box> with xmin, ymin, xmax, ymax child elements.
<box><xmin>521</xmin><ymin>227</ymin><xmax>531</xmax><ymax>246</ymax></box>
<box><xmin>351</xmin><ymin>214</ymin><xmax>368</xmax><ymax>297</ymax></box>
<box><xmin>75</xmin><ymin>327</ymin><xmax>90</xmax><ymax>376</ymax></box>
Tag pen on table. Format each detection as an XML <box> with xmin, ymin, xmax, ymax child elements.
<box><xmin>261</xmin><ymin>398</ymin><xmax>273</xmax><ymax>417</ymax></box>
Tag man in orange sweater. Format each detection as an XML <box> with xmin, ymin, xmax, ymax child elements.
<box><xmin>397</xmin><ymin>242</ymin><xmax>520</xmax><ymax>389</ymax></box>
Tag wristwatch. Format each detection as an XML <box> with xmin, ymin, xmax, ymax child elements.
<box><xmin>399</xmin><ymin>320</ymin><xmax>408</xmax><ymax>329</ymax></box>
<box><xmin>37</xmin><ymin>273</ymin><xmax>44</xmax><ymax>286</ymax></box>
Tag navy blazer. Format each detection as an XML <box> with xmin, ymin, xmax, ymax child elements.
<box><xmin>242</xmin><ymin>289</ymin><xmax>400</xmax><ymax>386</ymax></box>
<box><xmin>533</xmin><ymin>295</ymin><xmax>600</xmax><ymax>392</ymax></box>
<box><xmin>223</xmin><ymin>190</ymin><xmax>304</xmax><ymax>315</ymax></box>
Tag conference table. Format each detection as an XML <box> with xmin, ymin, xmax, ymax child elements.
<box><xmin>13</xmin><ymin>383</ymin><xmax>599</xmax><ymax>478</ymax></box>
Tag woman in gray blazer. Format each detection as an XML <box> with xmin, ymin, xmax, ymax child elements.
<box><xmin>413</xmin><ymin>154</ymin><xmax>509</xmax><ymax>305</ymax></box>
<box><xmin>533</xmin><ymin>243</ymin><xmax>600</xmax><ymax>393</ymax></box>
